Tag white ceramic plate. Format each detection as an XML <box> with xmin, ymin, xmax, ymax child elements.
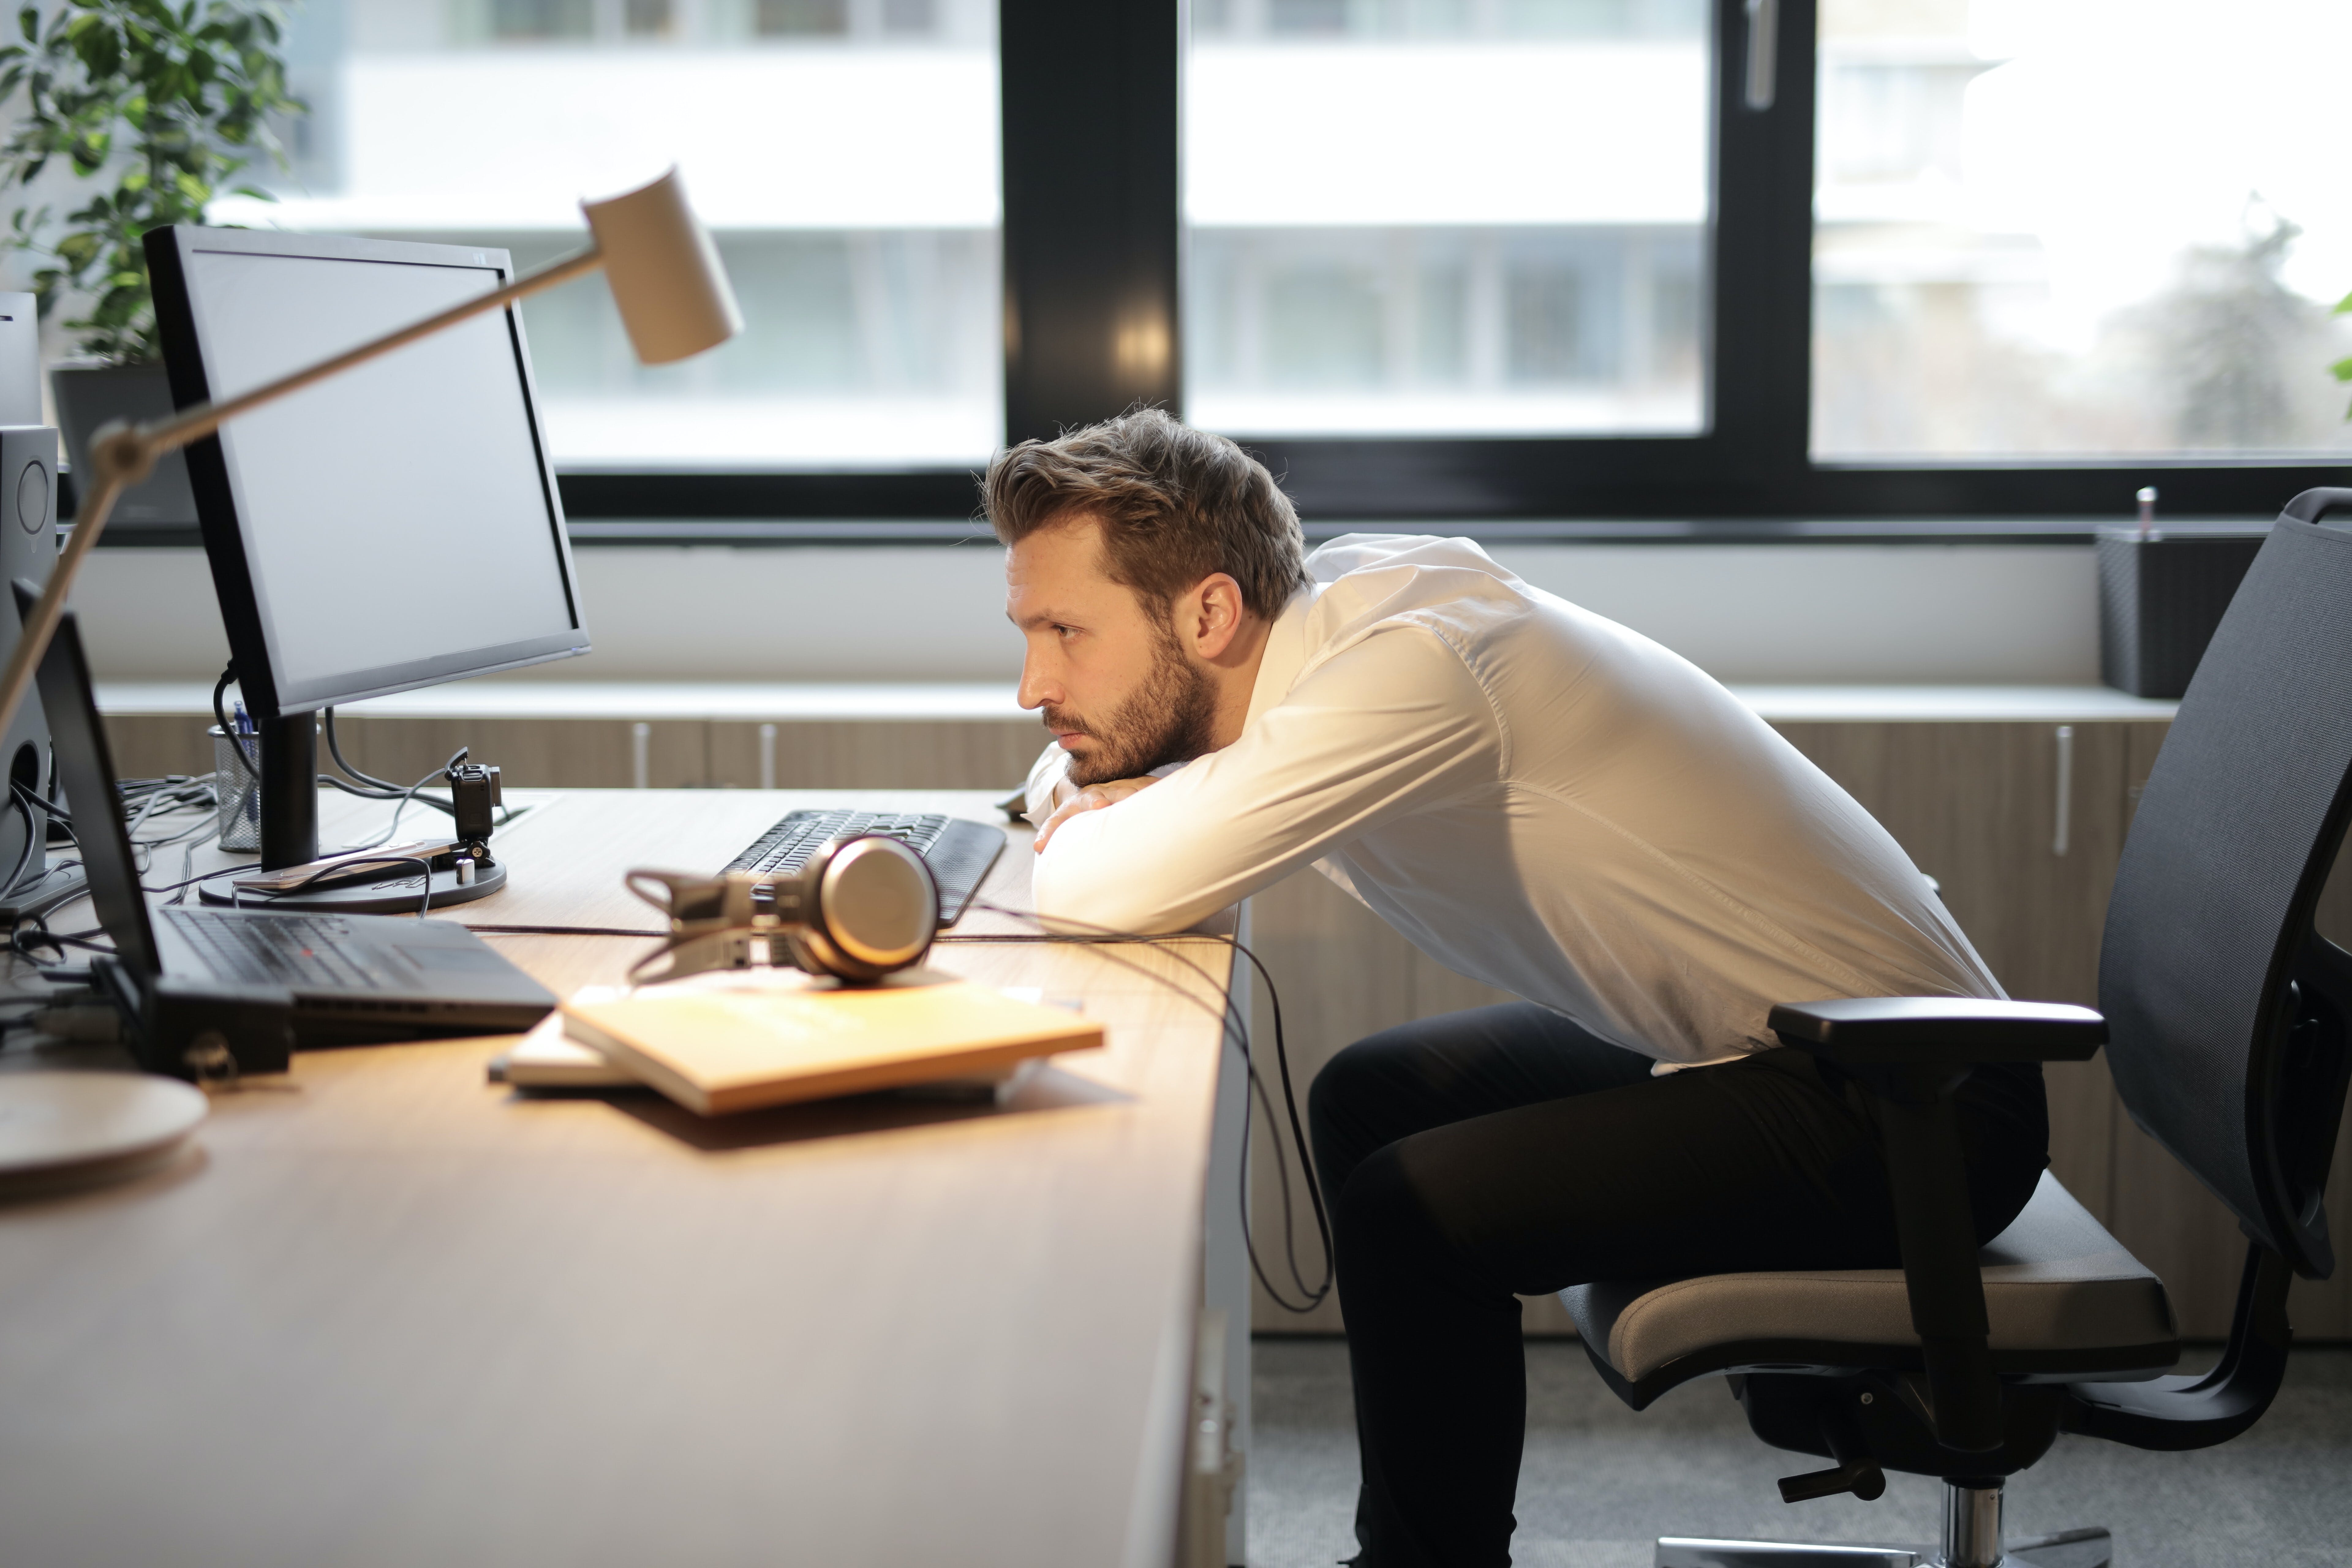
<box><xmin>0</xmin><ymin>1071</ymin><xmax>208</xmax><ymax>1193</ymax></box>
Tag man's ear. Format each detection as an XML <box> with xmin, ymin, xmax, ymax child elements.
<box><xmin>1186</xmin><ymin>573</ymin><xmax>1249</xmax><ymax>661</ymax></box>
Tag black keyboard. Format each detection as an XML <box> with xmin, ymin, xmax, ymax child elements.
<box><xmin>165</xmin><ymin>909</ymin><xmax>386</xmax><ymax>990</ymax></box>
<box><xmin>724</xmin><ymin>810</ymin><xmax>1007</xmax><ymax>926</ymax></box>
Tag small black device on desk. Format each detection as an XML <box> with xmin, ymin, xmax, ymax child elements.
<box><xmin>26</xmin><ymin>594</ymin><xmax>556</xmax><ymax>1080</ymax></box>
<box><xmin>724</xmin><ymin>809</ymin><xmax>1005</xmax><ymax>927</ymax></box>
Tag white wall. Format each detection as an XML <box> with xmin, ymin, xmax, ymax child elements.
<box><xmin>67</xmin><ymin>540</ymin><xmax>2100</xmax><ymax>688</ymax></box>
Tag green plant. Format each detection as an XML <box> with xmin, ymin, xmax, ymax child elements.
<box><xmin>0</xmin><ymin>0</ymin><xmax>303</xmax><ymax>364</ymax></box>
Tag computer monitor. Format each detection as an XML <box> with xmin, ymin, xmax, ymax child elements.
<box><xmin>146</xmin><ymin>226</ymin><xmax>591</xmax><ymax>897</ymax></box>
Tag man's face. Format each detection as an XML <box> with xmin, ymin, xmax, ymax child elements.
<box><xmin>1006</xmin><ymin>517</ymin><xmax>1216</xmax><ymax>786</ymax></box>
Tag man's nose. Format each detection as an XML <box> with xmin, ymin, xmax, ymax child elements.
<box><xmin>1017</xmin><ymin>654</ymin><xmax>1060</xmax><ymax>712</ymax></box>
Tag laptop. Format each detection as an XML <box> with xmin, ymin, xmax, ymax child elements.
<box><xmin>721</xmin><ymin>808</ymin><xmax>1006</xmax><ymax>926</ymax></box>
<box><xmin>28</xmin><ymin>596</ymin><xmax>558</xmax><ymax>1049</ymax></box>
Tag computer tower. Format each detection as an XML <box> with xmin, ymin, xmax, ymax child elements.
<box><xmin>0</xmin><ymin>424</ymin><xmax>56</xmax><ymax>887</ymax></box>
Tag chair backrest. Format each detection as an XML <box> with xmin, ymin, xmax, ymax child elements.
<box><xmin>2100</xmin><ymin>488</ymin><xmax>2352</xmax><ymax>1279</ymax></box>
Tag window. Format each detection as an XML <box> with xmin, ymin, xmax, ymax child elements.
<box><xmin>56</xmin><ymin>0</ymin><xmax>2339</xmax><ymax>534</ymax></box>
<box><xmin>237</xmin><ymin>0</ymin><xmax>1001</xmax><ymax>473</ymax></box>
<box><xmin>1812</xmin><ymin>0</ymin><xmax>2352</xmax><ymax>461</ymax></box>
<box><xmin>1183</xmin><ymin>0</ymin><xmax>1713</xmax><ymax>438</ymax></box>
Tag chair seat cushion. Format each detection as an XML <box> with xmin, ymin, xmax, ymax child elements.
<box><xmin>1562</xmin><ymin>1173</ymin><xmax>2178</xmax><ymax>1404</ymax></box>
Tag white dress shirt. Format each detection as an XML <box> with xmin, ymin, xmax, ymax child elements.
<box><xmin>1026</xmin><ymin>534</ymin><xmax>2002</xmax><ymax>1069</ymax></box>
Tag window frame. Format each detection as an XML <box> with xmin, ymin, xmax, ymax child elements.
<box><xmin>92</xmin><ymin>0</ymin><xmax>2352</xmax><ymax>546</ymax></box>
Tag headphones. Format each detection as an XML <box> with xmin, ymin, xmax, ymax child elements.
<box><xmin>627</xmin><ymin>834</ymin><xmax>939</xmax><ymax>985</ymax></box>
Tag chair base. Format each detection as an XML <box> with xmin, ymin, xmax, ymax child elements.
<box><xmin>1655</xmin><ymin>1527</ymin><xmax>2111</xmax><ymax>1568</ymax></box>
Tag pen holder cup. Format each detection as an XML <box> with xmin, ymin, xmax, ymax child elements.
<box><xmin>210</xmin><ymin>726</ymin><xmax>262</xmax><ymax>852</ymax></box>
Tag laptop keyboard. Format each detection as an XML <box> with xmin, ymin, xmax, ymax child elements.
<box><xmin>725</xmin><ymin>810</ymin><xmax>1005</xmax><ymax>925</ymax></box>
<box><xmin>164</xmin><ymin>909</ymin><xmax>386</xmax><ymax>990</ymax></box>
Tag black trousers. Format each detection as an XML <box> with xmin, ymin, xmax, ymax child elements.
<box><xmin>1306</xmin><ymin>1003</ymin><xmax>2050</xmax><ymax>1568</ymax></box>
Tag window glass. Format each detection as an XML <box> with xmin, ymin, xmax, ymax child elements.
<box><xmin>1811</xmin><ymin>0</ymin><xmax>2352</xmax><ymax>459</ymax></box>
<box><xmin>230</xmin><ymin>0</ymin><xmax>1001</xmax><ymax>471</ymax></box>
<box><xmin>1183</xmin><ymin>0</ymin><xmax>1713</xmax><ymax>438</ymax></box>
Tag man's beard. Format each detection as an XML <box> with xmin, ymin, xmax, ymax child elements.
<box><xmin>1046</xmin><ymin>625</ymin><xmax>1219</xmax><ymax>787</ymax></box>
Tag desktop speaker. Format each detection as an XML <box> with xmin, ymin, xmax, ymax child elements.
<box><xmin>0</xmin><ymin>424</ymin><xmax>56</xmax><ymax>889</ymax></box>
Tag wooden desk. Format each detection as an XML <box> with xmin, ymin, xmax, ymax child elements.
<box><xmin>0</xmin><ymin>789</ymin><xmax>1252</xmax><ymax>1568</ymax></box>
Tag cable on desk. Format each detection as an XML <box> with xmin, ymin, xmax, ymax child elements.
<box><xmin>464</xmin><ymin>924</ymin><xmax>668</xmax><ymax>938</ymax></box>
<box><xmin>0</xmin><ymin>791</ymin><xmax>35</xmax><ymax>898</ymax></box>
<box><xmin>417</xmin><ymin>906</ymin><xmax>1336</xmax><ymax>1311</ymax></box>
<box><xmin>13</xmin><ymin>924</ymin><xmax>115</xmax><ymax>963</ymax></box>
<box><xmin>321</xmin><ymin>705</ymin><xmax>408</xmax><ymax>796</ymax></box>
<box><xmin>944</xmin><ymin>900</ymin><xmax>1334</xmax><ymax>1314</ymax></box>
<box><xmin>317</xmin><ymin>708</ymin><xmax>514</xmax><ymax>826</ymax></box>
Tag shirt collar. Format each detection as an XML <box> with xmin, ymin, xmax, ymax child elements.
<box><xmin>1242</xmin><ymin>586</ymin><xmax>1316</xmax><ymax>733</ymax></box>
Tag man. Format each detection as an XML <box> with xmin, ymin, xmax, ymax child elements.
<box><xmin>994</xmin><ymin>409</ymin><xmax>2047</xmax><ymax>1568</ymax></box>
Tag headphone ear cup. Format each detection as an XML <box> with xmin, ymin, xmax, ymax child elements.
<box><xmin>795</xmin><ymin>835</ymin><xmax>938</xmax><ymax>982</ymax></box>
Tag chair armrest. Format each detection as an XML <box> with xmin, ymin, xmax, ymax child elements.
<box><xmin>1765</xmin><ymin>996</ymin><xmax>2103</xmax><ymax>1456</ymax></box>
<box><xmin>1769</xmin><ymin>997</ymin><xmax>2105</xmax><ymax>1066</ymax></box>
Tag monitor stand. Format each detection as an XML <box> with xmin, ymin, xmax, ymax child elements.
<box><xmin>196</xmin><ymin>712</ymin><xmax>507</xmax><ymax>914</ymax></box>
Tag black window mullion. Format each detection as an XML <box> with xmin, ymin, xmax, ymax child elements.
<box><xmin>999</xmin><ymin>0</ymin><xmax>1182</xmax><ymax>445</ymax></box>
<box><xmin>1712</xmin><ymin>0</ymin><xmax>1819</xmax><ymax>505</ymax></box>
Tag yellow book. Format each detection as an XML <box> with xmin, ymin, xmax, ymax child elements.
<box><xmin>560</xmin><ymin>977</ymin><xmax>1103</xmax><ymax>1116</ymax></box>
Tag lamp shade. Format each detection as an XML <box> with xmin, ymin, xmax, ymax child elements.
<box><xmin>581</xmin><ymin>167</ymin><xmax>744</xmax><ymax>365</ymax></box>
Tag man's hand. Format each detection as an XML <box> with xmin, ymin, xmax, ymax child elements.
<box><xmin>1034</xmin><ymin>775</ymin><xmax>1159</xmax><ymax>852</ymax></box>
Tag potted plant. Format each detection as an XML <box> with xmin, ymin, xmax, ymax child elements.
<box><xmin>0</xmin><ymin>0</ymin><xmax>303</xmax><ymax>526</ymax></box>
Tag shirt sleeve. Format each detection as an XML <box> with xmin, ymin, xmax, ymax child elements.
<box><xmin>1030</xmin><ymin>625</ymin><xmax>1503</xmax><ymax>934</ymax></box>
<box><xmin>1023</xmin><ymin>741</ymin><xmax>1072</xmax><ymax>825</ymax></box>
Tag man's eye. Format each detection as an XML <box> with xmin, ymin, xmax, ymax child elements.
<box><xmin>1054</xmin><ymin>624</ymin><xmax>1078</xmax><ymax>640</ymax></box>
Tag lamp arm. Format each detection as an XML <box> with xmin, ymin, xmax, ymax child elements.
<box><xmin>0</xmin><ymin>243</ymin><xmax>607</xmax><ymax>749</ymax></box>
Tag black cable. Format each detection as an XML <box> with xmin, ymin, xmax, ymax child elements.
<box><xmin>312</xmin><ymin>712</ymin><xmax>477</xmax><ymax>821</ymax></box>
<box><xmin>465</xmin><ymin>924</ymin><xmax>668</xmax><ymax>938</ymax></box>
<box><xmin>453</xmin><ymin>902</ymin><xmax>1335</xmax><ymax>1312</ymax></box>
<box><xmin>15</xmin><ymin>777</ymin><xmax>68</xmax><ymax>827</ymax></box>
<box><xmin>946</xmin><ymin>901</ymin><xmax>1334</xmax><ymax>1313</ymax></box>
<box><xmin>13</xmin><ymin>926</ymin><xmax>115</xmax><ymax>960</ymax></box>
<box><xmin>212</xmin><ymin>664</ymin><xmax>257</xmax><ymax>776</ymax></box>
<box><xmin>320</xmin><ymin>772</ymin><xmax>462</xmax><ymax>816</ymax></box>
<box><xmin>142</xmin><ymin>864</ymin><xmax>261</xmax><ymax>896</ymax></box>
<box><xmin>0</xmin><ymin>792</ymin><xmax>34</xmax><ymax>897</ymax></box>
<box><xmin>338</xmin><ymin>752</ymin><xmax>466</xmax><ymax>856</ymax></box>
<box><xmin>321</xmin><ymin>706</ymin><xmax>407</xmax><ymax>795</ymax></box>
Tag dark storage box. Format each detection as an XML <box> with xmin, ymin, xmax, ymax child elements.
<box><xmin>2096</xmin><ymin>525</ymin><xmax>2268</xmax><ymax>699</ymax></box>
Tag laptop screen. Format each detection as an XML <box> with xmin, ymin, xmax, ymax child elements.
<box><xmin>15</xmin><ymin>587</ymin><xmax>164</xmax><ymax>979</ymax></box>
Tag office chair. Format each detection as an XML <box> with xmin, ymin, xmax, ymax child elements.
<box><xmin>1562</xmin><ymin>486</ymin><xmax>2352</xmax><ymax>1568</ymax></box>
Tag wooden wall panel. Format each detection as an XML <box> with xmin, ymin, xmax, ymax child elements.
<box><xmin>103</xmin><ymin>713</ymin><xmax>218</xmax><ymax>781</ymax></box>
<box><xmin>708</xmin><ymin>720</ymin><xmax>1043</xmax><ymax>793</ymax></box>
<box><xmin>332</xmin><ymin>716</ymin><xmax>710</xmax><ymax>790</ymax></box>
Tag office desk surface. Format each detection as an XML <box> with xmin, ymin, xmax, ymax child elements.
<box><xmin>0</xmin><ymin>790</ymin><xmax>1239</xmax><ymax>1568</ymax></box>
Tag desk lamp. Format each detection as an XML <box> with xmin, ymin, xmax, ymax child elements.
<box><xmin>0</xmin><ymin>168</ymin><xmax>741</xmax><ymax>1193</ymax></box>
<box><xmin>0</xmin><ymin>165</ymin><xmax>742</xmax><ymax>766</ymax></box>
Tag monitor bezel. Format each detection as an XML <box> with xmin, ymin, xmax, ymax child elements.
<box><xmin>146</xmin><ymin>225</ymin><xmax>591</xmax><ymax>718</ymax></box>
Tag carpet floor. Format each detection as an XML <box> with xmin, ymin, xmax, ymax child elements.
<box><xmin>1246</xmin><ymin>1338</ymin><xmax>2352</xmax><ymax>1568</ymax></box>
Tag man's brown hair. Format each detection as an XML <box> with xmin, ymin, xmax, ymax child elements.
<box><xmin>983</xmin><ymin>407</ymin><xmax>1310</xmax><ymax>620</ymax></box>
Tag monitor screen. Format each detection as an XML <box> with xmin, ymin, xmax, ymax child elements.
<box><xmin>148</xmin><ymin>228</ymin><xmax>590</xmax><ymax>716</ymax></box>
